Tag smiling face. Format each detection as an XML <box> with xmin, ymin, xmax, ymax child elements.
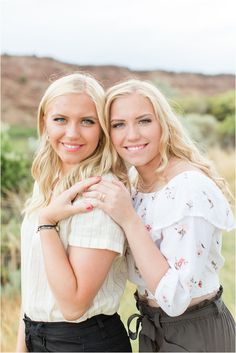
<box><xmin>45</xmin><ymin>93</ymin><xmax>101</xmax><ymax>174</ymax></box>
<box><xmin>110</xmin><ymin>92</ymin><xmax>162</xmax><ymax>170</ymax></box>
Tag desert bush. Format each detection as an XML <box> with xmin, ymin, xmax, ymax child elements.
<box><xmin>174</xmin><ymin>95</ymin><xmax>209</xmax><ymax>115</ymax></box>
<box><xmin>8</xmin><ymin>125</ymin><xmax>37</xmax><ymax>139</ymax></box>
<box><xmin>216</xmin><ymin>115</ymin><xmax>235</xmax><ymax>147</ymax></box>
<box><xmin>173</xmin><ymin>91</ymin><xmax>235</xmax><ymax>127</ymax></box>
<box><xmin>207</xmin><ymin>90</ymin><xmax>235</xmax><ymax>122</ymax></box>
<box><xmin>1</xmin><ymin>128</ymin><xmax>32</xmax><ymax>196</ymax></box>
<box><xmin>179</xmin><ymin>114</ymin><xmax>218</xmax><ymax>148</ymax></box>
<box><xmin>1</xmin><ymin>192</ymin><xmax>25</xmax><ymax>295</ymax></box>
<box><xmin>153</xmin><ymin>79</ymin><xmax>180</xmax><ymax>98</ymax></box>
<box><xmin>179</xmin><ymin>113</ymin><xmax>235</xmax><ymax>148</ymax></box>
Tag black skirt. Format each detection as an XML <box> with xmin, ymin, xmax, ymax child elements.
<box><xmin>24</xmin><ymin>312</ymin><xmax>132</xmax><ymax>352</ymax></box>
<box><xmin>128</xmin><ymin>286</ymin><xmax>235</xmax><ymax>352</ymax></box>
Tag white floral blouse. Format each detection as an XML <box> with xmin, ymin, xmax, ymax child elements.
<box><xmin>126</xmin><ymin>171</ymin><xmax>235</xmax><ymax>316</ymax></box>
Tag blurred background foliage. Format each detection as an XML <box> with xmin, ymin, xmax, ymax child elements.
<box><xmin>174</xmin><ymin>90</ymin><xmax>235</xmax><ymax>148</ymax></box>
<box><xmin>1</xmin><ymin>78</ymin><xmax>235</xmax><ymax>351</ymax></box>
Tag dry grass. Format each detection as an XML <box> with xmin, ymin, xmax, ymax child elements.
<box><xmin>1</xmin><ymin>296</ymin><xmax>21</xmax><ymax>352</ymax></box>
<box><xmin>208</xmin><ymin>147</ymin><xmax>235</xmax><ymax>196</ymax></box>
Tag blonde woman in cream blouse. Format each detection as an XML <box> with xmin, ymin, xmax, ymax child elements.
<box><xmin>16</xmin><ymin>73</ymin><xmax>131</xmax><ymax>352</ymax></box>
<box><xmin>83</xmin><ymin>79</ymin><xmax>235</xmax><ymax>352</ymax></box>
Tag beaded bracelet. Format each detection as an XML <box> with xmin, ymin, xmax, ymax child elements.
<box><xmin>37</xmin><ymin>223</ymin><xmax>59</xmax><ymax>233</ymax></box>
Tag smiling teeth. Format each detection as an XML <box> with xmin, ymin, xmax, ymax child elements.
<box><xmin>126</xmin><ymin>145</ymin><xmax>145</xmax><ymax>151</ymax></box>
<box><xmin>64</xmin><ymin>144</ymin><xmax>79</xmax><ymax>149</ymax></box>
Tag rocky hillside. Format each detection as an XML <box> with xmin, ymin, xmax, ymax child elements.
<box><xmin>2</xmin><ymin>55</ymin><xmax>234</xmax><ymax>126</ymax></box>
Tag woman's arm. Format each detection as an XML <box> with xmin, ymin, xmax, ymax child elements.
<box><xmin>39</xmin><ymin>223</ymin><xmax>117</xmax><ymax>320</ymax></box>
<box><xmin>16</xmin><ymin>307</ymin><xmax>27</xmax><ymax>352</ymax></box>
<box><xmin>38</xmin><ymin>176</ymin><xmax>118</xmax><ymax>321</ymax></box>
<box><xmin>83</xmin><ymin>180</ymin><xmax>169</xmax><ymax>293</ymax></box>
<box><xmin>154</xmin><ymin>217</ymin><xmax>215</xmax><ymax>316</ymax></box>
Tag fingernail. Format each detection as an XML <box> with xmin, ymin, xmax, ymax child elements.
<box><xmin>86</xmin><ymin>204</ymin><xmax>93</xmax><ymax>211</ymax></box>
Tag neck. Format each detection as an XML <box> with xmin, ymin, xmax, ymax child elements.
<box><xmin>137</xmin><ymin>170</ymin><xmax>158</xmax><ymax>186</ymax></box>
<box><xmin>136</xmin><ymin>155</ymin><xmax>162</xmax><ymax>184</ymax></box>
<box><xmin>136</xmin><ymin>155</ymin><xmax>181</xmax><ymax>192</ymax></box>
<box><xmin>136</xmin><ymin>156</ymin><xmax>162</xmax><ymax>192</ymax></box>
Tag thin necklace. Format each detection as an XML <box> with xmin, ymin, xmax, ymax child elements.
<box><xmin>137</xmin><ymin>176</ymin><xmax>158</xmax><ymax>193</ymax></box>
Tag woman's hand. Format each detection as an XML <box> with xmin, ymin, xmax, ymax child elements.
<box><xmin>82</xmin><ymin>179</ymin><xmax>138</xmax><ymax>229</ymax></box>
<box><xmin>39</xmin><ymin>176</ymin><xmax>101</xmax><ymax>224</ymax></box>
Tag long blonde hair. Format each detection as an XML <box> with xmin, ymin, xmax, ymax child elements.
<box><xmin>26</xmin><ymin>73</ymin><xmax>128</xmax><ymax>213</ymax></box>
<box><xmin>105</xmin><ymin>79</ymin><xmax>229</xmax><ymax>196</ymax></box>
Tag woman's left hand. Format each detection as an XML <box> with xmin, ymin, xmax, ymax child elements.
<box><xmin>39</xmin><ymin>176</ymin><xmax>101</xmax><ymax>224</ymax></box>
<box><xmin>82</xmin><ymin>179</ymin><xmax>138</xmax><ymax>229</ymax></box>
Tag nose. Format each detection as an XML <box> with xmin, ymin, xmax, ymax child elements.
<box><xmin>126</xmin><ymin>125</ymin><xmax>140</xmax><ymax>141</ymax></box>
<box><xmin>66</xmin><ymin>123</ymin><xmax>81</xmax><ymax>139</ymax></box>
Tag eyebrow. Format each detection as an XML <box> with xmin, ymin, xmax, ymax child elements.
<box><xmin>50</xmin><ymin>114</ymin><xmax>68</xmax><ymax>118</ymax></box>
<box><xmin>110</xmin><ymin>114</ymin><xmax>153</xmax><ymax>122</ymax></box>
<box><xmin>50</xmin><ymin>113</ymin><xmax>99</xmax><ymax>120</ymax></box>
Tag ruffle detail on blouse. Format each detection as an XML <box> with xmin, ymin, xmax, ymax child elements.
<box><xmin>150</xmin><ymin>171</ymin><xmax>235</xmax><ymax>232</ymax></box>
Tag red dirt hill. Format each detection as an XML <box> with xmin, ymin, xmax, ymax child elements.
<box><xmin>1</xmin><ymin>55</ymin><xmax>234</xmax><ymax>126</ymax></box>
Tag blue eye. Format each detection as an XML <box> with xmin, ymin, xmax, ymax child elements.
<box><xmin>139</xmin><ymin>119</ymin><xmax>152</xmax><ymax>125</ymax></box>
<box><xmin>111</xmin><ymin>122</ymin><xmax>125</xmax><ymax>129</ymax></box>
<box><xmin>81</xmin><ymin>118</ymin><xmax>95</xmax><ymax>125</ymax></box>
<box><xmin>53</xmin><ymin>117</ymin><xmax>66</xmax><ymax>123</ymax></box>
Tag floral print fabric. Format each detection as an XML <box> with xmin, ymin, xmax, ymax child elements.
<box><xmin>127</xmin><ymin>171</ymin><xmax>235</xmax><ymax>316</ymax></box>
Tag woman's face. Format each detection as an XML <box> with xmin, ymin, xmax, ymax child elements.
<box><xmin>45</xmin><ymin>93</ymin><xmax>101</xmax><ymax>174</ymax></box>
<box><xmin>110</xmin><ymin>92</ymin><xmax>162</xmax><ymax>169</ymax></box>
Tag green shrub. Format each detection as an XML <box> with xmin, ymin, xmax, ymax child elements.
<box><xmin>174</xmin><ymin>96</ymin><xmax>209</xmax><ymax>115</ymax></box>
<box><xmin>8</xmin><ymin>125</ymin><xmax>37</xmax><ymax>139</ymax></box>
<box><xmin>1</xmin><ymin>201</ymin><xmax>22</xmax><ymax>293</ymax></box>
<box><xmin>1</xmin><ymin>128</ymin><xmax>32</xmax><ymax>196</ymax></box>
<box><xmin>207</xmin><ymin>91</ymin><xmax>235</xmax><ymax>122</ymax></box>
<box><xmin>1</xmin><ymin>226</ymin><xmax>21</xmax><ymax>289</ymax></box>
<box><xmin>216</xmin><ymin>115</ymin><xmax>235</xmax><ymax>147</ymax></box>
<box><xmin>179</xmin><ymin>114</ymin><xmax>218</xmax><ymax>148</ymax></box>
<box><xmin>152</xmin><ymin>79</ymin><xmax>180</xmax><ymax>98</ymax></box>
<box><xmin>178</xmin><ymin>109</ymin><xmax>235</xmax><ymax>148</ymax></box>
<box><xmin>174</xmin><ymin>91</ymin><xmax>235</xmax><ymax>124</ymax></box>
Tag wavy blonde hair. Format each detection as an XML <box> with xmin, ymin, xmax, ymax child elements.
<box><xmin>26</xmin><ymin>73</ymin><xmax>128</xmax><ymax>213</ymax></box>
<box><xmin>105</xmin><ymin>79</ymin><xmax>230</xmax><ymax>196</ymax></box>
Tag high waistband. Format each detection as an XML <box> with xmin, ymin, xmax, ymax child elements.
<box><xmin>128</xmin><ymin>286</ymin><xmax>223</xmax><ymax>340</ymax></box>
<box><xmin>24</xmin><ymin>313</ymin><xmax>118</xmax><ymax>336</ymax></box>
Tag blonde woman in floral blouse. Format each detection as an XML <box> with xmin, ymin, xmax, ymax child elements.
<box><xmin>83</xmin><ymin>79</ymin><xmax>235</xmax><ymax>352</ymax></box>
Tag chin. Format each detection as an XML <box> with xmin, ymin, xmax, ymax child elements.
<box><xmin>61</xmin><ymin>159</ymin><xmax>82</xmax><ymax>169</ymax></box>
<box><xmin>125</xmin><ymin>159</ymin><xmax>147</xmax><ymax>167</ymax></box>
